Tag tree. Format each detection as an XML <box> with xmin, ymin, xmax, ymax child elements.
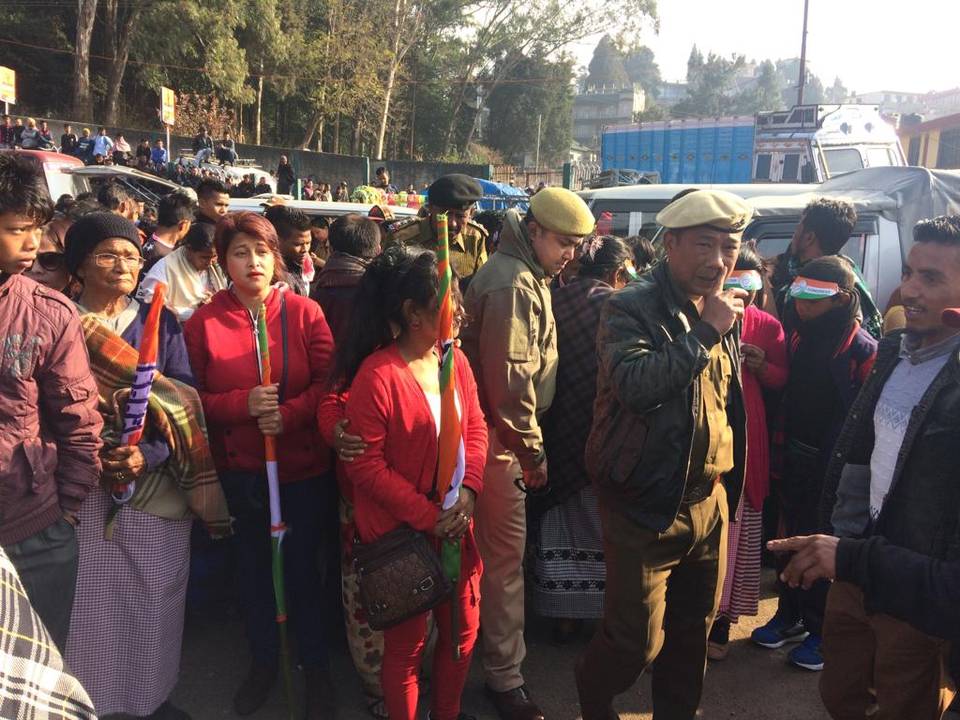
<box><xmin>102</xmin><ymin>0</ymin><xmax>144</xmax><ymax>125</ymax></box>
<box><xmin>485</xmin><ymin>50</ymin><xmax>573</xmax><ymax>164</ymax></box>
<box><xmin>624</xmin><ymin>45</ymin><xmax>661</xmax><ymax>99</ymax></box>
<box><xmin>73</xmin><ymin>0</ymin><xmax>98</xmax><ymax>119</ymax></box>
<box><xmin>730</xmin><ymin>59</ymin><xmax>783</xmax><ymax>114</ymax></box>
<box><xmin>826</xmin><ymin>76</ymin><xmax>849</xmax><ymax>103</ymax></box>
<box><xmin>585</xmin><ymin>35</ymin><xmax>629</xmax><ymax>90</ymax></box>
<box><xmin>439</xmin><ymin>0</ymin><xmax>657</xmax><ymax>157</ymax></box>
<box><xmin>373</xmin><ymin>0</ymin><xmax>430</xmax><ymax>159</ymax></box>
<box><xmin>673</xmin><ymin>51</ymin><xmax>746</xmax><ymax>117</ymax></box>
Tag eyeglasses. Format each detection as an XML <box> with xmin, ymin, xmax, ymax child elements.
<box><xmin>34</xmin><ymin>252</ymin><xmax>65</xmax><ymax>271</ymax></box>
<box><xmin>93</xmin><ymin>253</ymin><xmax>144</xmax><ymax>270</ymax></box>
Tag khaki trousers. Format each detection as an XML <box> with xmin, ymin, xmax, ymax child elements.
<box><xmin>576</xmin><ymin>483</ymin><xmax>728</xmax><ymax>720</ymax></box>
<box><xmin>474</xmin><ymin>432</ymin><xmax>527</xmax><ymax>692</ymax></box>
<box><xmin>820</xmin><ymin>581</ymin><xmax>956</xmax><ymax>720</ymax></box>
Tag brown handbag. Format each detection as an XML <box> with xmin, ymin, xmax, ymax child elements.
<box><xmin>354</xmin><ymin>525</ymin><xmax>452</xmax><ymax>630</ymax></box>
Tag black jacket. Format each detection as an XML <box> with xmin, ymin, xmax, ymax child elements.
<box><xmin>311</xmin><ymin>252</ymin><xmax>368</xmax><ymax>346</ymax></box>
<box><xmin>585</xmin><ymin>261</ymin><xmax>747</xmax><ymax>532</ymax></box>
<box><xmin>822</xmin><ymin>332</ymin><xmax>960</xmax><ymax>566</ymax></box>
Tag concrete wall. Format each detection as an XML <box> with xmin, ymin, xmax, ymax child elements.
<box><xmin>28</xmin><ymin>115</ymin><xmax>491</xmax><ymax>191</ymax></box>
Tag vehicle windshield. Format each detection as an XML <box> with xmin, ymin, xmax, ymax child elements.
<box><xmin>824</xmin><ymin>148</ymin><xmax>864</xmax><ymax>176</ymax></box>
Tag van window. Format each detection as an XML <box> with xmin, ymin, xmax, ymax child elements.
<box><xmin>824</xmin><ymin>148</ymin><xmax>864</xmax><ymax>176</ymax></box>
<box><xmin>755</xmin><ymin>153</ymin><xmax>772</xmax><ymax>181</ymax></box>
<box><xmin>782</xmin><ymin>154</ymin><xmax>800</xmax><ymax>182</ymax></box>
<box><xmin>866</xmin><ymin>147</ymin><xmax>895</xmax><ymax>168</ymax></box>
<box><xmin>907</xmin><ymin>137</ymin><xmax>921</xmax><ymax>166</ymax></box>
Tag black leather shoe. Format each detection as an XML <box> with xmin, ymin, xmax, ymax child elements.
<box><xmin>303</xmin><ymin>664</ymin><xmax>337</xmax><ymax>720</ymax></box>
<box><xmin>233</xmin><ymin>661</ymin><xmax>278</xmax><ymax>716</ymax></box>
<box><xmin>485</xmin><ymin>685</ymin><xmax>545</xmax><ymax>720</ymax></box>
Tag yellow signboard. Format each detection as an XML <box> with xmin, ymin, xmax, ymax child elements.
<box><xmin>0</xmin><ymin>67</ymin><xmax>16</xmax><ymax>105</ymax></box>
<box><xmin>160</xmin><ymin>86</ymin><xmax>175</xmax><ymax>126</ymax></box>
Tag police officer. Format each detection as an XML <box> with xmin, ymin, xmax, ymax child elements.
<box><xmin>386</xmin><ymin>173</ymin><xmax>488</xmax><ymax>282</ymax></box>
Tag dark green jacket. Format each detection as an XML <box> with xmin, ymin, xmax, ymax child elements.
<box><xmin>585</xmin><ymin>261</ymin><xmax>747</xmax><ymax>532</ymax></box>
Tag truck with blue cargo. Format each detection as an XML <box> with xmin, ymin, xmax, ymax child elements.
<box><xmin>600</xmin><ymin>104</ymin><xmax>906</xmax><ymax>185</ymax></box>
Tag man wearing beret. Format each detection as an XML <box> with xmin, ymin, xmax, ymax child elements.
<box><xmin>576</xmin><ymin>189</ymin><xmax>750</xmax><ymax>720</ymax></box>
<box><xmin>386</xmin><ymin>173</ymin><xmax>488</xmax><ymax>283</ymax></box>
<box><xmin>461</xmin><ymin>187</ymin><xmax>594</xmax><ymax>720</ymax></box>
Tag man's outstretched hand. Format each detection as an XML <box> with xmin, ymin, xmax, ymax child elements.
<box><xmin>767</xmin><ymin>535</ymin><xmax>840</xmax><ymax>590</ymax></box>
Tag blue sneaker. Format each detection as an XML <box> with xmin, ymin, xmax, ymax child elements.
<box><xmin>751</xmin><ymin>615</ymin><xmax>808</xmax><ymax>649</ymax></box>
<box><xmin>788</xmin><ymin>634</ymin><xmax>824</xmax><ymax>671</ymax></box>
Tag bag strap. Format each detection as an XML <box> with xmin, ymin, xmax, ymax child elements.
<box><xmin>278</xmin><ymin>293</ymin><xmax>289</xmax><ymax>403</ymax></box>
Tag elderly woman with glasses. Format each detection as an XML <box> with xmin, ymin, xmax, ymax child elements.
<box><xmin>62</xmin><ymin>212</ymin><xmax>229</xmax><ymax>720</ymax></box>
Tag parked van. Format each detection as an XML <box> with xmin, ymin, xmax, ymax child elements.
<box><xmin>581</xmin><ymin>167</ymin><xmax>960</xmax><ymax>305</ymax></box>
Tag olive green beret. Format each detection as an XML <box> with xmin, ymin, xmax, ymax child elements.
<box><xmin>529</xmin><ymin>187</ymin><xmax>595</xmax><ymax>236</ymax></box>
<box><xmin>656</xmin><ymin>189</ymin><xmax>753</xmax><ymax>233</ymax></box>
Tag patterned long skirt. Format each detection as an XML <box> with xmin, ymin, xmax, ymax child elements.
<box><xmin>66</xmin><ymin>489</ymin><xmax>192</xmax><ymax>717</ymax></box>
<box><xmin>531</xmin><ymin>486</ymin><xmax>605</xmax><ymax>619</ymax></box>
<box><xmin>340</xmin><ymin>495</ymin><xmax>385</xmax><ymax>700</ymax></box>
<box><xmin>718</xmin><ymin>503</ymin><xmax>763</xmax><ymax>624</ymax></box>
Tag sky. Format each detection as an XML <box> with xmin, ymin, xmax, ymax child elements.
<box><xmin>573</xmin><ymin>0</ymin><xmax>958</xmax><ymax>94</ymax></box>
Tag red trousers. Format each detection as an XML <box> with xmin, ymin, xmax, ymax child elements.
<box><xmin>382</xmin><ymin>574</ymin><xmax>480</xmax><ymax>720</ymax></box>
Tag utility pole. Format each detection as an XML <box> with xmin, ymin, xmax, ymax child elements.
<box><xmin>797</xmin><ymin>0</ymin><xmax>810</xmax><ymax>106</ymax></box>
<box><xmin>535</xmin><ymin>113</ymin><xmax>542</xmax><ymax>170</ymax></box>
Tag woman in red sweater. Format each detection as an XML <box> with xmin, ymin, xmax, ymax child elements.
<box><xmin>334</xmin><ymin>246</ymin><xmax>488</xmax><ymax>720</ymax></box>
<box><xmin>183</xmin><ymin>212</ymin><xmax>337</xmax><ymax>719</ymax></box>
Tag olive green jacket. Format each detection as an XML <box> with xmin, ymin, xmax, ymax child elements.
<box><xmin>460</xmin><ymin>210</ymin><xmax>557</xmax><ymax>470</ymax></box>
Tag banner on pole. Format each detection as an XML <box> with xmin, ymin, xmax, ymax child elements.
<box><xmin>160</xmin><ymin>86</ymin><xmax>175</xmax><ymax>126</ymax></box>
<box><xmin>0</xmin><ymin>67</ymin><xmax>16</xmax><ymax>106</ymax></box>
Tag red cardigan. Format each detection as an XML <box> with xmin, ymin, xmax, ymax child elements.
<box><xmin>184</xmin><ymin>287</ymin><xmax>334</xmax><ymax>483</ymax></box>
<box><xmin>343</xmin><ymin>345</ymin><xmax>488</xmax><ymax>570</ymax></box>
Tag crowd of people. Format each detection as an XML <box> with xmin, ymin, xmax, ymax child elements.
<box><xmin>1</xmin><ymin>152</ymin><xmax>959</xmax><ymax>720</ymax></box>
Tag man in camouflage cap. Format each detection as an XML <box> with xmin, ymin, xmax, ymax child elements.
<box><xmin>577</xmin><ymin>189</ymin><xmax>752</xmax><ymax>720</ymax></box>
<box><xmin>385</xmin><ymin>173</ymin><xmax>488</xmax><ymax>283</ymax></box>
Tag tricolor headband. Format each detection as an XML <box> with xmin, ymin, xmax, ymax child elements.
<box><xmin>724</xmin><ymin>270</ymin><xmax>763</xmax><ymax>292</ymax></box>
<box><xmin>789</xmin><ymin>276</ymin><xmax>842</xmax><ymax>300</ymax></box>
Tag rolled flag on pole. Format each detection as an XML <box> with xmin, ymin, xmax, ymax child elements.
<box><xmin>256</xmin><ymin>305</ymin><xmax>296</xmax><ymax>720</ymax></box>
<box><xmin>113</xmin><ymin>282</ymin><xmax>167</xmax><ymax>504</ymax></box>
<box><xmin>434</xmin><ymin>213</ymin><xmax>467</xmax><ymax>660</ymax></box>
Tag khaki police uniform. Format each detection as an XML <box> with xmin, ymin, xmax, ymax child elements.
<box><xmin>386</xmin><ymin>215</ymin><xmax>489</xmax><ymax>280</ymax></box>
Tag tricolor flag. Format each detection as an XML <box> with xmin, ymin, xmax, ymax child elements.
<box><xmin>113</xmin><ymin>282</ymin><xmax>166</xmax><ymax>504</ymax></box>
<box><xmin>435</xmin><ymin>213</ymin><xmax>467</xmax><ymax>659</ymax></box>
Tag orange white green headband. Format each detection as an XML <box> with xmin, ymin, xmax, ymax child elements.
<box><xmin>789</xmin><ymin>276</ymin><xmax>841</xmax><ymax>300</ymax></box>
<box><xmin>723</xmin><ymin>270</ymin><xmax>763</xmax><ymax>292</ymax></box>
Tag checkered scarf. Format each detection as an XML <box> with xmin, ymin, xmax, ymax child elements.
<box><xmin>80</xmin><ymin>316</ymin><xmax>231</xmax><ymax>540</ymax></box>
<box><xmin>0</xmin><ymin>547</ymin><xmax>97</xmax><ymax>719</ymax></box>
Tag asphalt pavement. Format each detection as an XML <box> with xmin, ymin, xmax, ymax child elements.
<box><xmin>159</xmin><ymin>570</ymin><xmax>846</xmax><ymax>720</ymax></box>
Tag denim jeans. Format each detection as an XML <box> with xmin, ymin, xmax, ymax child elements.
<box><xmin>221</xmin><ymin>471</ymin><xmax>336</xmax><ymax>668</ymax></box>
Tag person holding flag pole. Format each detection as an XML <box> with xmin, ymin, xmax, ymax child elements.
<box><xmin>184</xmin><ymin>212</ymin><xmax>337</xmax><ymax>720</ymax></box>
<box><xmin>62</xmin><ymin>213</ymin><xmax>230</xmax><ymax>720</ymax></box>
<box><xmin>335</xmin><ymin>237</ymin><xmax>488</xmax><ymax>720</ymax></box>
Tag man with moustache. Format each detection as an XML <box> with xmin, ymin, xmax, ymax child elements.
<box><xmin>576</xmin><ymin>189</ymin><xmax>750</xmax><ymax>720</ymax></box>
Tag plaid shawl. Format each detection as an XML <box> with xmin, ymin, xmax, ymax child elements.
<box><xmin>0</xmin><ymin>547</ymin><xmax>97</xmax><ymax>719</ymax></box>
<box><xmin>80</xmin><ymin>316</ymin><xmax>231</xmax><ymax>540</ymax></box>
<box><xmin>536</xmin><ymin>278</ymin><xmax>614</xmax><ymax>517</ymax></box>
